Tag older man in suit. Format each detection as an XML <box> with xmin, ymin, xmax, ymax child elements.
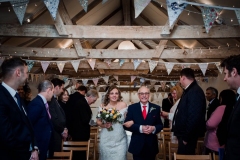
<box><xmin>205</xmin><ymin>87</ymin><xmax>220</xmax><ymax>121</ymax></box>
<box><xmin>66</xmin><ymin>89</ymin><xmax>98</xmax><ymax>160</ymax></box>
<box><xmin>48</xmin><ymin>78</ymin><xmax>68</xmax><ymax>158</ymax></box>
<box><xmin>27</xmin><ymin>80</ymin><xmax>54</xmax><ymax>160</ymax></box>
<box><xmin>0</xmin><ymin>58</ymin><xmax>38</xmax><ymax>160</ymax></box>
<box><xmin>124</xmin><ymin>86</ymin><xmax>163</xmax><ymax>160</ymax></box>
<box><xmin>221</xmin><ymin>55</ymin><xmax>240</xmax><ymax>160</ymax></box>
<box><xmin>172</xmin><ymin>68</ymin><xmax>206</xmax><ymax>155</ymax></box>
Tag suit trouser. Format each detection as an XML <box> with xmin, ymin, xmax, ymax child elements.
<box><xmin>132</xmin><ymin>143</ymin><xmax>157</xmax><ymax>160</ymax></box>
<box><xmin>177</xmin><ymin>136</ymin><xmax>198</xmax><ymax>155</ymax></box>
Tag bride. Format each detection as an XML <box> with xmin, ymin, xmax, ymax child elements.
<box><xmin>96</xmin><ymin>85</ymin><xmax>132</xmax><ymax>160</ymax></box>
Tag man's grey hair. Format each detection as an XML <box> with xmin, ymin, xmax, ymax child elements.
<box><xmin>206</xmin><ymin>87</ymin><xmax>218</xmax><ymax>98</ymax></box>
<box><xmin>86</xmin><ymin>89</ymin><xmax>99</xmax><ymax>98</ymax></box>
<box><xmin>37</xmin><ymin>80</ymin><xmax>53</xmax><ymax>93</ymax></box>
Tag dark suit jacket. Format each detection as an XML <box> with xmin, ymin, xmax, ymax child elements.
<box><xmin>207</xmin><ymin>98</ymin><xmax>220</xmax><ymax>121</ymax></box>
<box><xmin>224</xmin><ymin>97</ymin><xmax>240</xmax><ymax>160</ymax></box>
<box><xmin>172</xmin><ymin>80</ymin><xmax>206</xmax><ymax>142</ymax></box>
<box><xmin>66</xmin><ymin>92</ymin><xmax>92</xmax><ymax>140</ymax></box>
<box><xmin>162</xmin><ymin>98</ymin><xmax>173</xmax><ymax>127</ymax></box>
<box><xmin>0</xmin><ymin>84</ymin><xmax>36</xmax><ymax>160</ymax></box>
<box><xmin>124</xmin><ymin>102</ymin><xmax>163</xmax><ymax>156</ymax></box>
<box><xmin>27</xmin><ymin>95</ymin><xmax>53</xmax><ymax>160</ymax></box>
<box><xmin>48</xmin><ymin>97</ymin><xmax>66</xmax><ymax>152</ymax></box>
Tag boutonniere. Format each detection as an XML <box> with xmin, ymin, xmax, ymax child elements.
<box><xmin>149</xmin><ymin>107</ymin><xmax>156</xmax><ymax>113</ymax></box>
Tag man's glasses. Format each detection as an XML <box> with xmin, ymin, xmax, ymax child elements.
<box><xmin>138</xmin><ymin>92</ymin><xmax>150</xmax><ymax>96</ymax></box>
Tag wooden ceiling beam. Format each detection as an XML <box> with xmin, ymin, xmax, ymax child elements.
<box><xmin>1</xmin><ymin>24</ymin><xmax>240</xmax><ymax>39</ymax></box>
<box><xmin>1</xmin><ymin>46</ymin><xmax>238</xmax><ymax>59</ymax></box>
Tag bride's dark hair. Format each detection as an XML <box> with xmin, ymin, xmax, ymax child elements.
<box><xmin>103</xmin><ymin>85</ymin><xmax>123</xmax><ymax>106</ymax></box>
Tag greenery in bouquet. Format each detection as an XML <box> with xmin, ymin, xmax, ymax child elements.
<box><xmin>96</xmin><ymin>108</ymin><xmax>122</xmax><ymax>131</ymax></box>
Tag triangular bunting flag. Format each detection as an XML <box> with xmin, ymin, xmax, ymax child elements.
<box><xmin>235</xmin><ymin>10</ymin><xmax>240</xmax><ymax>24</ymax></box>
<box><xmin>96</xmin><ymin>86</ymin><xmax>100</xmax><ymax>92</ymax></box>
<box><xmin>40</xmin><ymin>61</ymin><xmax>50</xmax><ymax>73</ymax></box>
<box><xmin>154</xmin><ymin>85</ymin><xmax>160</xmax><ymax>92</ymax></box>
<box><xmin>82</xmin><ymin>79</ymin><xmax>88</xmax><ymax>86</ymax></box>
<box><xmin>102</xmin><ymin>0</ymin><xmax>108</xmax><ymax>4</ymax></box>
<box><xmin>133</xmin><ymin>59</ymin><xmax>141</xmax><ymax>70</ymax></box>
<box><xmin>113</xmin><ymin>76</ymin><xmax>118</xmax><ymax>81</ymax></box>
<box><xmin>117</xmin><ymin>81</ymin><xmax>120</xmax><ymax>86</ymax></box>
<box><xmin>200</xmin><ymin>7</ymin><xmax>221</xmax><ymax>33</ymax></box>
<box><xmin>131</xmin><ymin>76</ymin><xmax>136</xmax><ymax>83</ymax></box>
<box><xmin>10</xmin><ymin>0</ymin><xmax>29</xmax><ymax>25</ymax></box>
<box><xmin>57</xmin><ymin>62</ymin><xmax>66</xmax><ymax>73</ymax></box>
<box><xmin>155</xmin><ymin>92</ymin><xmax>160</xmax><ymax>98</ymax></box>
<box><xmin>26</xmin><ymin>60</ymin><xmax>34</xmax><ymax>72</ymax></box>
<box><xmin>134</xmin><ymin>82</ymin><xmax>137</xmax><ymax>88</ymax></box>
<box><xmin>71</xmin><ymin>60</ymin><xmax>81</xmax><ymax>73</ymax></box>
<box><xmin>161</xmin><ymin>92</ymin><xmax>165</xmax><ymax>98</ymax></box>
<box><xmin>78</xmin><ymin>0</ymin><xmax>88</xmax><ymax>12</ymax></box>
<box><xmin>199</xmin><ymin>63</ymin><xmax>208</xmax><ymax>76</ymax></box>
<box><xmin>140</xmin><ymin>78</ymin><xmax>145</xmax><ymax>84</ymax></box>
<box><xmin>30</xmin><ymin>74</ymin><xmax>34</xmax><ymax>82</ymax></box>
<box><xmin>150</xmin><ymin>80</ymin><xmax>156</xmax><ymax>86</ymax></box>
<box><xmin>160</xmin><ymin>82</ymin><xmax>166</xmax><ymax>91</ymax></box>
<box><xmin>148</xmin><ymin>60</ymin><xmax>158</xmax><ymax>73</ymax></box>
<box><xmin>92</xmin><ymin>78</ymin><xmax>99</xmax><ymax>86</ymax></box>
<box><xmin>165</xmin><ymin>63</ymin><xmax>175</xmax><ymax>75</ymax></box>
<box><xmin>64</xmin><ymin>80</ymin><xmax>70</xmax><ymax>87</ymax></box>
<box><xmin>0</xmin><ymin>57</ymin><xmax>5</xmax><ymax>66</ymax></box>
<box><xmin>88</xmin><ymin>59</ymin><xmax>96</xmax><ymax>70</ymax></box>
<box><xmin>44</xmin><ymin>0</ymin><xmax>60</xmax><ymax>20</ymax></box>
<box><xmin>164</xmin><ymin>93</ymin><xmax>168</xmax><ymax>98</ymax></box>
<box><xmin>103</xmin><ymin>76</ymin><xmax>109</xmax><ymax>84</ymax></box>
<box><xmin>170</xmin><ymin>81</ymin><xmax>177</xmax><ymax>87</ymax></box>
<box><xmin>102</xmin><ymin>85</ymin><xmax>107</xmax><ymax>91</ymax></box>
<box><xmin>119</xmin><ymin>59</ymin><xmax>125</xmax><ymax>67</ymax></box>
<box><xmin>104</xmin><ymin>59</ymin><xmax>112</xmax><ymax>66</ymax></box>
<box><xmin>215</xmin><ymin>62</ymin><xmax>223</xmax><ymax>74</ymax></box>
<box><xmin>166</xmin><ymin>0</ymin><xmax>187</xmax><ymax>27</ymax></box>
<box><xmin>134</xmin><ymin>0</ymin><xmax>151</xmax><ymax>18</ymax></box>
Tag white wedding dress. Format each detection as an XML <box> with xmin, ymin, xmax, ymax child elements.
<box><xmin>98</xmin><ymin>107</ymin><xmax>128</xmax><ymax>160</ymax></box>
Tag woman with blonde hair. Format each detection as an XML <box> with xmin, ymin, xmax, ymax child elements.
<box><xmin>161</xmin><ymin>85</ymin><xmax>183</xmax><ymax>128</ymax></box>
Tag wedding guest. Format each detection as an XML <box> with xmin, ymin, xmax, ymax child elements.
<box><xmin>17</xmin><ymin>85</ymin><xmax>25</xmax><ymax>98</ymax></box>
<box><xmin>172</xmin><ymin>68</ymin><xmax>206</xmax><ymax>155</ymax></box>
<box><xmin>96</xmin><ymin>85</ymin><xmax>128</xmax><ymax>160</ymax></box>
<box><xmin>205</xmin><ymin>87</ymin><xmax>220</xmax><ymax>121</ymax></box>
<box><xmin>0</xmin><ymin>58</ymin><xmax>38</xmax><ymax>160</ymax></box>
<box><xmin>220</xmin><ymin>55</ymin><xmax>240</xmax><ymax>160</ymax></box>
<box><xmin>124</xmin><ymin>86</ymin><xmax>163</xmax><ymax>160</ymax></box>
<box><xmin>77</xmin><ymin>85</ymin><xmax>88</xmax><ymax>96</ymax></box>
<box><xmin>161</xmin><ymin>85</ymin><xmax>183</xmax><ymax>129</ymax></box>
<box><xmin>48</xmin><ymin>78</ymin><xmax>68</xmax><ymax>158</ymax></box>
<box><xmin>162</xmin><ymin>93</ymin><xmax>173</xmax><ymax>128</ymax></box>
<box><xmin>27</xmin><ymin>80</ymin><xmax>54</xmax><ymax>160</ymax></box>
<box><xmin>58</xmin><ymin>88</ymin><xmax>69</xmax><ymax>114</ymax></box>
<box><xmin>204</xmin><ymin>89</ymin><xmax>235</xmax><ymax>156</ymax></box>
<box><xmin>23</xmin><ymin>83</ymin><xmax>32</xmax><ymax>106</ymax></box>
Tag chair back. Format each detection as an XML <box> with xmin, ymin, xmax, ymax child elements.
<box><xmin>174</xmin><ymin>153</ymin><xmax>214</xmax><ymax>160</ymax></box>
<box><xmin>168</xmin><ymin>142</ymin><xmax>178</xmax><ymax>160</ymax></box>
<box><xmin>47</xmin><ymin>151</ymin><xmax>72</xmax><ymax>160</ymax></box>
<box><xmin>63</xmin><ymin>140</ymin><xmax>90</xmax><ymax>160</ymax></box>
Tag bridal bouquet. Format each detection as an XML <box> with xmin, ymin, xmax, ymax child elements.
<box><xmin>96</xmin><ymin>108</ymin><xmax>122</xmax><ymax>131</ymax></box>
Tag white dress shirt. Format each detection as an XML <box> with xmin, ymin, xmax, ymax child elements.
<box><xmin>2</xmin><ymin>82</ymin><xmax>19</xmax><ymax>107</ymax></box>
<box><xmin>237</xmin><ymin>87</ymin><xmax>240</xmax><ymax>101</ymax></box>
<box><xmin>38</xmin><ymin>94</ymin><xmax>47</xmax><ymax>104</ymax></box>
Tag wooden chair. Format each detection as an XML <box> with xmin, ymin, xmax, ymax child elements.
<box><xmin>156</xmin><ymin>132</ymin><xmax>164</xmax><ymax>160</ymax></box>
<box><xmin>90</xmin><ymin>133</ymin><xmax>97</xmax><ymax>160</ymax></box>
<box><xmin>161</xmin><ymin>131</ymin><xmax>172</xmax><ymax>160</ymax></box>
<box><xmin>47</xmin><ymin>151</ymin><xmax>72</xmax><ymax>160</ymax></box>
<box><xmin>163</xmin><ymin>128</ymin><xmax>172</xmax><ymax>132</ymax></box>
<box><xmin>62</xmin><ymin>140</ymin><xmax>90</xmax><ymax>160</ymax></box>
<box><xmin>168</xmin><ymin>142</ymin><xmax>178</xmax><ymax>160</ymax></box>
<box><xmin>174</xmin><ymin>153</ymin><xmax>214</xmax><ymax>160</ymax></box>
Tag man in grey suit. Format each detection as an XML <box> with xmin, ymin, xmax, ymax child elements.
<box><xmin>221</xmin><ymin>55</ymin><xmax>240</xmax><ymax>160</ymax></box>
<box><xmin>48</xmin><ymin>78</ymin><xmax>68</xmax><ymax>157</ymax></box>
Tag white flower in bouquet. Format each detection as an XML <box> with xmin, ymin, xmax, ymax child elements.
<box><xmin>97</xmin><ymin>114</ymin><xmax>101</xmax><ymax>117</ymax></box>
<box><xmin>106</xmin><ymin>114</ymin><xmax>109</xmax><ymax>118</ymax></box>
<box><xmin>110</xmin><ymin>113</ymin><xmax>113</xmax><ymax>116</ymax></box>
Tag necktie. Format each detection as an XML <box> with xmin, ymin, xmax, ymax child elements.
<box><xmin>142</xmin><ymin>106</ymin><xmax>147</xmax><ymax>120</ymax></box>
<box><xmin>236</xmin><ymin>93</ymin><xmax>239</xmax><ymax>101</ymax></box>
<box><xmin>15</xmin><ymin>93</ymin><xmax>22</xmax><ymax>109</ymax></box>
<box><xmin>45</xmin><ymin>103</ymin><xmax>51</xmax><ymax>119</ymax></box>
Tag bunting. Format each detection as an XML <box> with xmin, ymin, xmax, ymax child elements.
<box><xmin>161</xmin><ymin>92</ymin><xmax>165</xmax><ymax>98</ymax></box>
<box><xmin>117</xmin><ymin>81</ymin><xmax>120</xmax><ymax>86</ymax></box>
<box><xmin>64</xmin><ymin>80</ymin><xmax>70</xmax><ymax>87</ymax></box>
<box><xmin>235</xmin><ymin>10</ymin><xmax>240</xmax><ymax>24</ymax></box>
<box><xmin>104</xmin><ymin>59</ymin><xmax>112</xmax><ymax>66</ymax></box>
<box><xmin>133</xmin><ymin>59</ymin><xmax>141</xmax><ymax>70</ymax></box>
<box><xmin>148</xmin><ymin>60</ymin><xmax>158</xmax><ymax>73</ymax></box>
<box><xmin>87</xmin><ymin>59</ymin><xmax>96</xmax><ymax>70</ymax></box>
<box><xmin>113</xmin><ymin>76</ymin><xmax>118</xmax><ymax>81</ymax></box>
<box><xmin>102</xmin><ymin>0</ymin><xmax>108</xmax><ymax>4</ymax></box>
<box><xmin>71</xmin><ymin>60</ymin><xmax>81</xmax><ymax>73</ymax></box>
<box><xmin>154</xmin><ymin>85</ymin><xmax>160</xmax><ymax>92</ymax></box>
<box><xmin>44</xmin><ymin>0</ymin><xmax>60</xmax><ymax>20</ymax></box>
<box><xmin>41</xmin><ymin>61</ymin><xmax>50</xmax><ymax>73</ymax></box>
<box><xmin>166</xmin><ymin>0</ymin><xmax>187</xmax><ymax>27</ymax></box>
<box><xmin>82</xmin><ymin>79</ymin><xmax>88</xmax><ymax>86</ymax></box>
<box><xmin>10</xmin><ymin>0</ymin><xmax>29</xmax><ymax>25</ymax></box>
<box><xmin>160</xmin><ymin>82</ymin><xmax>166</xmax><ymax>91</ymax></box>
<box><xmin>165</xmin><ymin>63</ymin><xmax>175</xmax><ymax>75</ymax></box>
<box><xmin>131</xmin><ymin>76</ymin><xmax>136</xmax><ymax>83</ymax></box>
<box><xmin>92</xmin><ymin>78</ymin><xmax>99</xmax><ymax>86</ymax></box>
<box><xmin>57</xmin><ymin>62</ymin><xmax>66</xmax><ymax>73</ymax></box>
<box><xmin>78</xmin><ymin>0</ymin><xmax>88</xmax><ymax>12</ymax></box>
<box><xmin>103</xmin><ymin>76</ymin><xmax>109</xmax><ymax>84</ymax></box>
<box><xmin>0</xmin><ymin>57</ymin><xmax>5</xmax><ymax>67</ymax></box>
<box><xmin>215</xmin><ymin>62</ymin><xmax>223</xmax><ymax>74</ymax></box>
<box><xmin>134</xmin><ymin>82</ymin><xmax>137</xmax><ymax>88</ymax></box>
<box><xmin>119</xmin><ymin>59</ymin><xmax>125</xmax><ymax>67</ymax></box>
<box><xmin>150</xmin><ymin>80</ymin><xmax>156</xmax><ymax>86</ymax></box>
<box><xmin>200</xmin><ymin>7</ymin><xmax>221</xmax><ymax>33</ymax></box>
<box><xmin>155</xmin><ymin>92</ymin><xmax>160</xmax><ymax>98</ymax></box>
<box><xmin>134</xmin><ymin>0</ymin><xmax>151</xmax><ymax>18</ymax></box>
<box><xmin>30</xmin><ymin>74</ymin><xmax>34</xmax><ymax>82</ymax></box>
<box><xmin>198</xmin><ymin>63</ymin><xmax>208</xmax><ymax>76</ymax></box>
<box><xmin>140</xmin><ymin>78</ymin><xmax>145</xmax><ymax>84</ymax></box>
<box><xmin>96</xmin><ymin>86</ymin><xmax>100</xmax><ymax>92</ymax></box>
